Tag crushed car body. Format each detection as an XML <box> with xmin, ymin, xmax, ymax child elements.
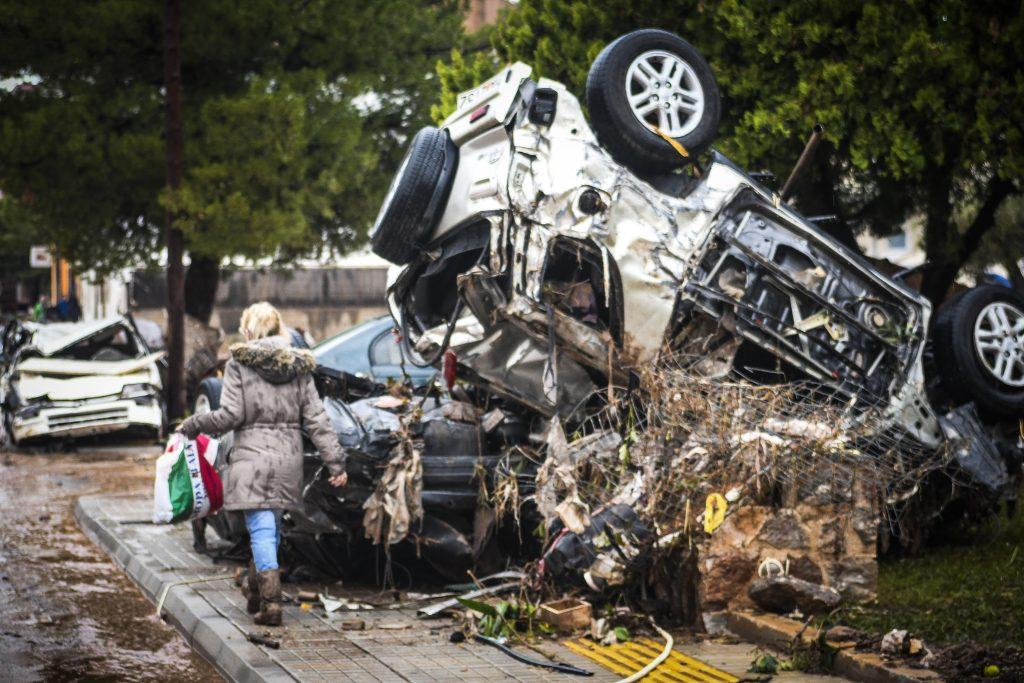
<box><xmin>374</xmin><ymin>31</ymin><xmax>1022</xmax><ymax>479</ymax></box>
<box><xmin>1</xmin><ymin>316</ymin><xmax>165</xmax><ymax>443</ymax></box>
<box><xmin>205</xmin><ymin>31</ymin><xmax>1020</xmax><ymax>608</ymax></box>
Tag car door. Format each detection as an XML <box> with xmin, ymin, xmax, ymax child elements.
<box><xmin>368</xmin><ymin>329</ymin><xmax>435</xmax><ymax>386</ymax></box>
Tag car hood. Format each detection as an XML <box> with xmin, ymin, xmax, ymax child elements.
<box><xmin>16</xmin><ymin>352</ymin><xmax>164</xmax><ymax>377</ymax></box>
<box><xmin>15</xmin><ymin>353</ymin><xmax>163</xmax><ymax>401</ymax></box>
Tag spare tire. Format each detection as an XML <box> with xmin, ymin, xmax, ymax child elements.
<box><xmin>931</xmin><ymin>285</ymin><xmax>1024</xmax><ymax>418</ymax></box>
<box><xmin>586</xmin><ymin>29</ymin><xmax>721</xmax><ymax>175</ymax></box>
<box><xmin>370</xmin><ymin>127</ymin><xmax>458</xmax><ymax>265</ymax></box>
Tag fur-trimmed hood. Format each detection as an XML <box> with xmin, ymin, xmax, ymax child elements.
<box><xmin>230</xmin><ymin>336</ymin><xmax>316</xmax><ymax>384</ymax></box>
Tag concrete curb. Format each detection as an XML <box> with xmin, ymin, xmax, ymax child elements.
<box><xmin>726</xmin><ymin>611</ymin><xmax>942</xmax><ymax>683</ymax></box>
<box><xmin>74</xmin><ymin>496</ymin><xmax>293</xmax><ymax>683</ymax></box>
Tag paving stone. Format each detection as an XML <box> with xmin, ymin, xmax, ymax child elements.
<box><xmin>75</xmin><ymin>494</ymin><xmax>663</xmax><ymax>682</ymax></box>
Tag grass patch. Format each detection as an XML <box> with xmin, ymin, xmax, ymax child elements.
<box><xmin>844</xmin><ymin>499</ymin><xmax>1024</xmax><ymax>646</ymax></box>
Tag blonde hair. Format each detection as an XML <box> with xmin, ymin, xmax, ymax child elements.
<box><xmin>239</xmin><ymin>302</ymin><xmax>285</xmax><ymax>341</ymax></box>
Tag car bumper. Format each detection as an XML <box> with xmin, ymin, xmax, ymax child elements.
<box><xmin>12</xmin><ymin>399</ymin><xmax>163</xmax><ymax>442</ymax></box>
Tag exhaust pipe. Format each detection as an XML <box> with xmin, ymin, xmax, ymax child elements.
<box><xmin>779</xmin><ymin>123</ymin><xmax>825</xmax><ymax>201</ymax></box>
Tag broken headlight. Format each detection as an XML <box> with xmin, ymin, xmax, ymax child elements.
<box><xmin>15</xmin><ymin>404</ymin><xmax>44</xmax><ymax>420</ymax></box>
<box><xmin>120</xmin><ymin>383</ymin><xmax>157</xmax><ymax>404</ymax></box>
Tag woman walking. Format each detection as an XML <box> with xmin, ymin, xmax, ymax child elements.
<box><xmin>180</xmin><ymin>302</ymin><xmax>347</xmax><ymax>626</ymax></box>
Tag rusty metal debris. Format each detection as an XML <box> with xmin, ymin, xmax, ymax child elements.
<box><xmin>418</xmin><ymin>577</ymin><xmax>524</xmax><ymax>618</ymax></box>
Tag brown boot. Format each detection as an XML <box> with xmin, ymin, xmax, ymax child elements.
<box><xmin>253</xmin><ymin>569</ymin><xmax>282</xmax><ymax>626</ymax></box>
<box><xmin>240</xmin><ymin>561</ymin><xmax>260</xmax><ymax>614</ymax></box>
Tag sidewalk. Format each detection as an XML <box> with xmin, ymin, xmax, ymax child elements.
<box><xmin>75</xmin><ymin>494</ymin><xmax>840</xmax><ymax>682</ymax></box>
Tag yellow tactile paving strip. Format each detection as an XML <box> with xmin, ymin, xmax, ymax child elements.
<box><xmin>564</xmin><ymin>637</ymin><xmax>740</xmax><ymax>683</ymax></box>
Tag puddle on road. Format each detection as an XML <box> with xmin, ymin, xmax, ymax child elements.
<box><xmin>0</xmin><ymin>447</ymin><xmax>222</xmax><ymax>682</ymax></box>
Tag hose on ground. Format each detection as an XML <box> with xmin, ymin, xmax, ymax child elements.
<box><xmin>613</xmin><ymin>619</ymin><xmax>673</xmax><ymax>683</ymax></box>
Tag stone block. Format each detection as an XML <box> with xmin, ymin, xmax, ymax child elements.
<box><xmin>757</xmin><ymin>510</ymin><xmax>808</xmax><ymax>549</ymax></box>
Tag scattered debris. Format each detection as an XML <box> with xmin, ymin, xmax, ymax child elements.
<box><xmin>749</xmin><ymin>652</ymin><xmax>779</xmax><ymax>674</ymax></box>
<box><xmin>338</xmin><ymin>619</ymin><xmax>365</xmax><ymax>631</ymax></box>
<box><xmin>417</xmin><ymin>580</ymin><xmax>522</xmax><ymax>619</ymax></box>
<box><xmin>361</xmin><ymin>413</ymin><xmax>423</xmax><ymax>547</ymax></box>
<box><xmin>318</xmin><ymin>593</ymin><xmax>373</xmax><ymax>613</ymax></box>
<box><xmin>538</xmin><ymin>599</ymin><xmax>592</xmax><ymax>631</ymax></box>
<box><xmin>747</xmin><ymin>576</ymin><xmax>842</xmax><ymax>615</ymax></box>
<box><xmin>377</xmin><ymin>622</ymin><xmax>411</xmax><ymax>630</ymax></box>
<box><xmin>880</xmin><ymin>629</ymin><xmax>910</xmax><ymax>656</ymax></box>
<box><xmin>247</xmin><ymin>632</ymin><xmax>280</xmax><ymax>649</ymax></box>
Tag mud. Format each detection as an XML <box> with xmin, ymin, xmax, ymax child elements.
<box><xmin>0</xmin><ymin>442</ymin><xmax>222</xmax><ymax>682</ymax></box>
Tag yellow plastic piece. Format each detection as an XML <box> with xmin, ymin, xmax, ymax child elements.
<box><xmin>703</xmin><ymin>493</ymin><xmax>727</xmax><ymax>534</ymax></box>
<box><xmin>650</xmin><ymin>126</ymin><xmax>690</xmax><ymax>158</ymax></box>
<box><xmin>564</xmin><ymin>637</ymin><xmax>738</xmax><ymax>682</ymax></box>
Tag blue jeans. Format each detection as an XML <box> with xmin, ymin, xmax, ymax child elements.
<box><xmin>244</xmin><ymin>509</ymin><xmax>281</xmax><ymax>572</ymax></box>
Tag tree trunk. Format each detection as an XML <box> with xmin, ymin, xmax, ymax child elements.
<box><xmin>184</xmin><ymin>254</ymin><xmax>220</xmax><ymax>324</ymax></box>
<box><xmin>1007</xmin><ymin>258</ymin><xmax>1024</xmax><ymax>295</ymax></box>
<box><xmin>164</xmin><ymin>0</ymin><xmax>186</xmax><ymax>420</ymax></box>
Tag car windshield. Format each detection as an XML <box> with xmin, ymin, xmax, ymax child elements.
<box><xmin>312</xmin><ymin>318</ymin><xmax>386</xmax><ymax>374</ymax></box>
<box><xmin>31</xmin><ymin>318</ymin><xmax>148</xmax><ymax>361</ymax></box>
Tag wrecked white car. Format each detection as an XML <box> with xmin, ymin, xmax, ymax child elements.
<box><xmin>371</xmin><ymin>30</ymin><xmax>1022</xmax><ymax>485</ymax></box>
<box><xmin>1</xmin><ymin>316</ymin><xmax>165</xmax><ymax>444</ymax></box>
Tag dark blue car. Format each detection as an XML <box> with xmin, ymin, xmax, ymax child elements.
<box><xmin>311</xmin><ymin>315</ymin><xmax>435</xmax><ymax>386</ymax></box>
<box><xmin>192</xmin><ymin>315</ymin><xmax>433</xmax><ymax>415</ymax></box>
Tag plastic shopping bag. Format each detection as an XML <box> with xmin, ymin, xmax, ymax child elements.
<box><xmin>152</xmin><ymin>432</ymin><xmax>223</xmax><ymax>523</ymax></box>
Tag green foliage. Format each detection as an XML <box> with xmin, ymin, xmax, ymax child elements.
<box><xmin>457</xmin><ymin>596</ymin><xmax>498</xmax><ymax>617</ymax></box>
<box><xmin>844</xmin><ymin>494</ymin><xmax>1024</xmax><ymax>647</ymax></box>
<box><xmin>432</xmin><ymin>48</ymin><xmax>503</xmax><ymax>123</ymax></box>
<box><xmin>749</xmin><ymin>652</ymin><xmax>779</xmax><ymax>674</ymax></box>
<box><xmin>968</xmin><ymin>196</ymin><xmax>1024</xmax><ymax>283</ymax></box>
<box><xmin>0</xmin><ymin>0</ymin><xmax>463</xmax><ymax>273</ymax></box>
<box><xmin>458</xmin><ymin>597</ymin><xmax>541</xmax><ymax>640</ymax></box>
<box><xmin>0</xmin><ymin>196</ymin><xmax>46</xmax><ymax>277</ymax></box>
<box><xmin>440</xmin><ymin>0</ymin><xmax>1023</xmax><ymax>297</ymax></box>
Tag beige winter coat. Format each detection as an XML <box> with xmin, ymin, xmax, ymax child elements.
<box><xmin>180</xmin><ymin>336</ymin><xmax>345</xmax><ymax>511</ymax></box>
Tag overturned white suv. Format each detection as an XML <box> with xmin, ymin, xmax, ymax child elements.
<box><xmin>371</xmin><ymin>30</ymin><xmax>1023</xmax><ymax>488</ymax></box>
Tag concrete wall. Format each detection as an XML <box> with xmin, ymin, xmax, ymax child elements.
<box><xmin>131</xmin><ymin>266</ymin><xmax>390</xmax><ymax>342</ymax></box>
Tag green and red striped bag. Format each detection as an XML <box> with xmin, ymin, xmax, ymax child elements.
<box><xmin>152</xmin><ymin>432</ymin><xmax>223</xmax><ymax>523</ymax></box>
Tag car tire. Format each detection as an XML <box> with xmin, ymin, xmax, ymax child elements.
<box><xmin>586</xmin><ymin>29</ymin><xmax>721</xmax><ymax>175</ymax></box>
<box><xmin>932</xmin><ymin>285</ymin><xmax>1024</xmax><ymax>418</ymax></box>
<box><xmin>194</xmin><ymin>376</ymin><xmax>222</xmax><ymax>416</ymax></box>
<box><xmin>370</xmin><ymin>126</ymin><xmax>459</xmax><ymax>265</ymax></box>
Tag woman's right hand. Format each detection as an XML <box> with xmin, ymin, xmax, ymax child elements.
<box><xmin>328</xmin><ymin>472</ymin><xmax>348</xmax><ymax>488</ymax></box>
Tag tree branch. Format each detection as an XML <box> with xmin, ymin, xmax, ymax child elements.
<box><xmin>921</xmin><ymin>178</ymin><xmax>1015</xmax><ymax>304</ymax></box>
<box><xmin>955</xmin><ymin>179</ymin><xmax>1015</xmax><ymax>266</ymax></box>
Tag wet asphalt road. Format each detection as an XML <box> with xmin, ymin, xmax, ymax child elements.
<box><xmin>0</xmin><ymin>443</ymin><xmax>222</xmax><ymax>682</ymax></box>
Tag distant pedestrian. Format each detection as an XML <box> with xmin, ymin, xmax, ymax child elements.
<box><xmin>32</xmin><ymin>295</ymin><xmax>48</xmax><ymax>322</ymax></box>
<box><xmin>179</xmin><ymin>302</ymin><xmax>347</xmax><ymax>626</ymax></box>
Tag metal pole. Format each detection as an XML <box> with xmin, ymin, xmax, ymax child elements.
<box><xmin>779</xmin><ymin>123</ymin><xmax>825</xmax><ymax>201</ymax></box>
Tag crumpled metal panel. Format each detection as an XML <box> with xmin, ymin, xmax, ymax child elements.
<box><xmin>391</xmin><ymin>68</ymin><xmax>946</xmax><ymax>445</ymax></box>
<box><xmin>939</xmin><ymin>403</ymin><xmax>1009</xmax><ymax>491</ymax></box>
<box><xmin>453</xmin><ymin>321</ymin><xmax>596</xmax><ymax>416</ymax></box>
